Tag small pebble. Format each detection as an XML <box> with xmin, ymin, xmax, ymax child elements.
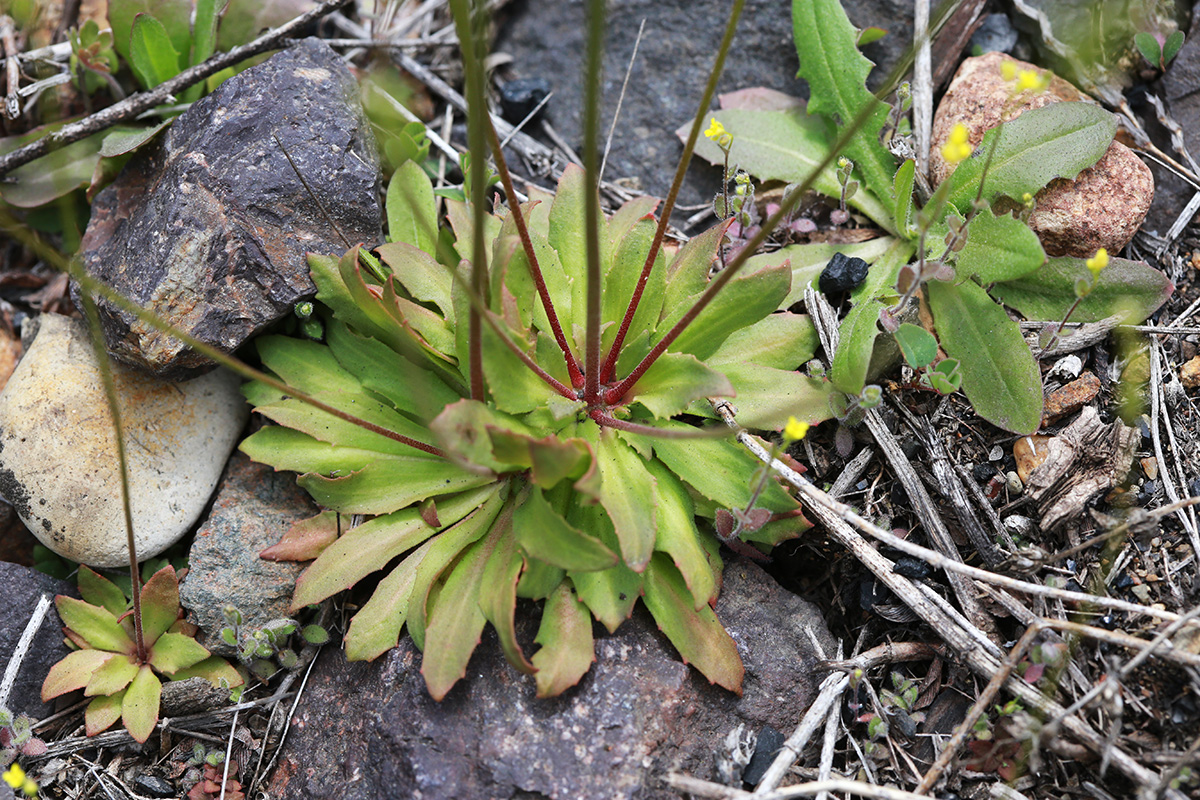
<box><xmin>1013</xmin><ymin>435</ymin><xmax>1052</xmax><ymax>483</ymax></box>
<box><xmin>1041</xmin><ymin>372</ymin><xmax>1100</xmax><ymax>424</ymax></box>
<box><xmin>972</xmin><ymin>462</ymin><xmax>996</xmax><ymax>482</ymax></box>
<box><xmin>1141</xmin><ymin>457</ymin><xmax>1159</xmax><ymax>480</ymax></box>
<box><xmin>742</xmin><ymin>726</ymin><xmax>785</xmax><ymax>786</ymax></box>
<box><xmin>1181</xmin><ymin>355</ymin><xmax>1200</xmax><ymax>389</ymax></box>
<box><xmin>499</xmin><ymin>77</ymin><xmax>551</xmax><ymax>123</ymax></box>
<box><xmin>132</xmin><ymin>775</ymin><xmax>175</xmax><ymax>798</ymax></box>
<box><xmin>988</xmin><ymin>445</ymin><xmax>1003</xmax><ymax>462</ymax></box>
<box><xmin>1005</xmin><ymin>471</ymin><xmax>1024</xmax><ymax>495</ymax></box>
<box><xmin>968</xmin><ymin>13</ymin><xmax>1019</xmax><ymax>54</ymax></box>
<box><xmin>1047</xmin><ymin>355</ymin><xmax>1083</xmax><ymax>381</ymax></box>
<box><xmin>818</xmin><ymin>252</ymin><xmax>869</xmax><ymax>295</ymax></box>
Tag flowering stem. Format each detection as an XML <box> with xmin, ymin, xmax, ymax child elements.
<box><xmin>485</xmin><ymin>118</ymin><xmax>583</xmax><ymax>388</ymax></box>
<box><xmin>582</xmin><ymin>0</ymin><xmax>606</xmax><ymax>405</ymax></box>
<box><xmin>599</xmin><ymin>0</ymin><xmax>746</xmax><ymax>383</ymax></box>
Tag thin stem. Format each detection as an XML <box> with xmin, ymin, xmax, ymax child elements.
<box><xmin>582</xmin><ymin>0</ymin><xmax>606</xmax><ymax>404</ymax></box>
<box><xmin>484</xmin><ymin>116</ymin><xmax>583</xmax><ymax>387</ymax></box>
<box><xmin>450</xmin><ymin>0</ymin><xmax>489</xmax><ymax>401</ymax></box>
<box><xmin>78</xmin><ymin>291</ymin><xmax>146</xmax><ymax>663</ymax></box>
<box><xmin>600</xmin><ymin>0</ymin><xmax>746</xmax><ymax>383</ymax></box>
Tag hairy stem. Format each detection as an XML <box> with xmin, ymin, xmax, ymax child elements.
<box><xmin>484</xmin><ymin>117</ymin><xmax>583</xmax><ymax>387</ymax></box>
<box><xmin>600</xmin><ymin>0</ymin><xmax>746</xmax><ymax>383</ymax></box>
<box><xmin>78</xmin><ymin>291</ymin><xmax>146</xmax><ymax>663</ymax></box>
<box><xmin>450</xmin><ymin>0</ymin><xmax>489</xmax><ymax>401</ymax></box>
<box><xmin>582</xmin><ymin>0</ymin><xmax>607</xmax><ymax>404</ymax></box>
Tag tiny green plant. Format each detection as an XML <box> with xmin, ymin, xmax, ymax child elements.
<box><xmin>41</xmin><ymin>566</ymin><xmax>242</xmax><ymax>743</ymax></box>
<box><xmin>219</xmin><ymin>606</ymin><xmax>329</xmax><ymax>685</ymax></box>
<box><xmin>1134</xmin><ymin>29</ymin><xmax>1185</xmax><ymax>71</ymax></box>
<box><xmin>693</xmin><ymin>0</ymin><xmax>1174</xmax><ymax>435</ymax></box>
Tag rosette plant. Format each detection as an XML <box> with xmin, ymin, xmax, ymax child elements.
<box><xmin>238</xmin><ymin>0</ymin><xmax>837</xmax><ymax>699</ymax></box>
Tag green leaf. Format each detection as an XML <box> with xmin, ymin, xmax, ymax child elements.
<box><xmin>709</xmin><ymin>363</ymin><xmax>836</xmax><ymax>429</ymax></box>
<box><xmin>660</xmin><ymin>221</ymin><xmax>728</xmax><ymax>319</ymax></box>
<box><xmin>1163</xmin><ymin>30</ymin><xmax>1185</xmax><ymax>65</ymax></box>
<box><xmin>43</xmin><ymin>649</ymin><xmax>116</xmax><ymax>700</ymax></box>
<box><xmin>385</xmin><ymin>162</ymin><xmax>439</xmax><ymax>256</ymax></box>
<box><xmin>488</xmin><ymin>430</ymin><xmax>591</xmax><ymax>489</ymax></box>
<box><xmin>344</xmin><ymin>537</ymin><xmax>436</xmax><ymax>661</ymax></box>
<box><xmin>55</xmin><ymin>597</ymin><xmax>135</xmax><ymax>654</ymax></box>
<box><xmin>927</xmin><ymin>279</ymin><xmax>1043</xmax><ymax>434</ymax></box>
<box><xmin>664</xmin><ymin>261</ymin><xmax>792</xmax><ymax>360</ymax></box>
<box><xmin>645</xmin><ymin>460</ymin><xmax>719</xmax><ymax>609</ymax></box>
<box><xmin>944</xmin><ymin>103</ymin><xmax>1116</xmax><ymax>214</ymax></box>
<box><xmin>122</xmin><ymin>665</ymin><xmax>161</xmax><ymax>743</ymax></box>
<box><xmin>628</xmin><ymin>353</ymin><xmax>734</xmax><ymax>418</ymax></box>
<box><xmin>84</xmin><ymin>653</ymin><xmax>138</xmax><ymax>697</ymax></box>
<box><xmin>169</xmin><ymin>656</ymin><xmax>244</xmax><ymax>689</ymax></box>
<box><xmin>138</xmin><ymin>566</ymin><xmax>181</xmax><ymax>646</ymax></box>
<box><xmin>745</xmin><ymin>238</ymin><xmax>895</xmax><ymax>309</ymax></box>
<box><xmin>792</xmin><ymin>0</ymin><xmax>896</xmax><ymax>220</ymax></box>
<box><xmin>989</xmin><ymin>255</ymin><xmax>1173</xmax><ymax>323</ymax></box>
<box><xmin>499</xmin><ymin>208</ymin><xmax>574</xmax><ymax>337</ymax></box>
<box><xmin>892</xmin><ymin>159</ymin><xmax>916</xmax><ymax>238</ymax></box>
<box><xmin>429</xmin><ymin>399</ymin><xmax>533</xmax><ymax>473</ymax></box>
<box><xmin>643</xmin><ymin>554</ymin><xmax>743</xmax><ymax>694</ymax></box>
<box><xmin>690</xmin><ymin>107</ymin><xmax>892</xmax><ymax>229</ymax></box>
<box><xmin>566</xmin><ymin>500</ymin><xmax>642</xmax><ymax>632</ymax></box>
<box><xmin>108</xmin><ymin>0</ymin><xmax>191</xmax><ymax>70</ymax></box>
<box><xmin>531</xmin><ymin>581</ymin><xmax>595</xmax><ymax>698</ymax></box>
<box><xmin>295</xmin><ymin>453</ymin><xmax>492</xmax><ymax>516</ymax></box>
<box><xmin>894</xmin><ymin>323</ymin><xmax>938</xmax><ymax>369</ymax></box>
<box><xmin>239</xmin><ymin>425</ymin><xmax>376</xmax><ymax>476</ymax></box>
<box><xmin>1134</xmin><ymin>32</ymin><xmax>1162</xmax><ymax>65</ymax></box>
<box><xmin>548</xmin><ymin>164</ymin><xmax>608</xmax><ymax>332</ymax></box>
<box><xmin>293</xmin><ymin>485</ymin><xmax>497</xmax><ymax>608</ymax></box>
<box><xmin>478</xmin><ymin>514</ymin><xmax>535</xmax><ymax>674</ymax></box>
<box><xmin>602</xmin><ymin>217</ymin><xmax>666</xmax><ymax>352</ymax></box>
<box><xmin>191</xmin><ymin>0</ymin><xmax>221</xmax><ymax>66</ymax></box>
<box><xmin>129</xmin><ymin>13</ymin><xmax>183</xmax><ymax>90</ymax></box>
<box><xmin>708</xmin><ymin>312</ymin><xmax>818</xmax><ymax>370</ymax></box>
<box><xmin>422</xmin><ymin>516</ymin><xmax>508</xmax><ymax>700</ymax></box>
<box><xmin>594</xmin><ymin>428</ymin><xmax>657</xmax><ymax>571</ymax></box>
<box><xmin>952</xmin><ymin>208</ymin><xmax>1045</xmax><ymax>283</ymax></box>
<box><xmin>148</xmin><ymin>632</ymin><xmax>211</xmax><ymax>675</ymax></box>
<box><xmin>516</xmin><ymin>557</ymin><xmax>566</xmax><ymax>600</ymax></box>
<box><xmin>377</xmin><ymin>241</ymin><xmax>455</xmax><ymax>321</ymax></box>
<box><xmin>85</xmin><ymin>692</ymin><xmax>125</xmax><ymax>736</ymax></box>
<box><xmin>307</xmin><ymin>252</ymin><xmax>419</xmax><ymax>362</ymax></box>
<box><xmin>99</xmin><ymin>120</ymin><xmax>173</xmax><ymax>157</ymax></box>
<box><xmin>513</xmin><ymin>487</ymin><xmax>619</xmax><ymax>572</ymax></box>
<box><xmin>78</xmin><ymin>566</ymin><xmax>127</xmax><ymax>617</ymax></box>
<box><xmin>216</xmin><ymin>0</ymin><xmax>312</xmax><ymax>51</ymax></box>
<box><xmin>0</xmin><ymin>130</ymin><xmax>103</xmax><ymax>208</ymax></box>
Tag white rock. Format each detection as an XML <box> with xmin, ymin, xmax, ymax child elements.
<box><xmin>0</xmin><ymin>314</ymin><xmax>248</xmax><ymax>567</ymax></box>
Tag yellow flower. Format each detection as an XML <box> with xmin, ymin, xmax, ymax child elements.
<box><xmin>704</xmin><ymin>117</ymin><xmax>733</xmax><ymax>149</ymax></box>
<box><xmin>3</xmin><ymin>764</ymin><xmax>36</xmax><ymax>797</ymax></box>
<box><xmin>1016</xmin><ymin>68</ymin><xmax>1048</xmax><ymax>93</ymax></box>
<box><xmin>1000</xmin><ymin>60</ymin><xmax>1018</xmax><ymax>82</ymax></box>
<box><xmin>1086</xmin><ymin>247</ymin><xmax>1109</xmax><ymax>279</ymax></box>
<box><xmin>941</xmin><ymin>123</ymin><xmax>972</xmax><ymax>165</ymax></box>
<box><xmin>783</xmin><ymin>416</ymin><xmax>810</xmax><ymax>443</ymax></box>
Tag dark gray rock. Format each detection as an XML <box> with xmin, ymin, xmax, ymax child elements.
<box><xmin>819</xmin><ymin>252</ymin><xmax>869</xmax><ymax>295</ymax></box>
<box><xmin>180</xmin><ymin>454</ymin><xmax>316</xmax><ymax>656</ymax></box>
<box><xmin>266</xmin><ymin>560</ymin><xmax>836</xmax><ymax>800</ymax></box>
<box><xmin>77</xmin><ymin>38</ymin><xmax>382</xmax><ymax>379</ymax></box>
<box><xmin>494</xmin><ymin>0</ymin><xmax>911</xmax><ymax>213</ymax></box>
<box><xmin>0</xmin><ymin>562</ymin><xmax>76</xmax><ymax>720</ymax></box>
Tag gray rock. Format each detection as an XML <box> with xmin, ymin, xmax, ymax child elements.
<box><xmin>76</xmin><ymin>37</ymin><xmax>382</xmax><ymax>379</ymax></box>
<box><xmin>266</xmin><ymin>560</ymin><xmax>835</xmax><ymax>800</ymax></box>
<box><xmin>181</xmin><ymin>453</ymin><xmax>316</xmax><ymax>657</ymax></box>
<box><xmin>0</xmin><ymin>314</ymin><xmax>248</xmax><ymax>568</ymax></box>
<box><xmin>0</xmin><ymin>562</ymin><xmax>76</xmax><ymax>720</ymax></box>
<box><xmin>494</xmin><ymin>0</ymin><xmax>911</xmax><ymax>214</ymax></box>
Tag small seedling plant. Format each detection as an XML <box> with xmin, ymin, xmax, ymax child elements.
<box><xmin>693</xmin><ymin>0</ymin><xmax>1173</xmax><ymax>435</ymax></box>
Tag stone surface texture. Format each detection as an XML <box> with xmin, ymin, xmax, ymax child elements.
<box><xmin>267</xmin><ymin>560</ymin><xmax>835</xmax><ymax>800</ymax></box>
<box><xmin>0</xmin><ymin>314</ymin><xmax>248</xmax><ymax>567</ymax></box>
<box><xmin>76</xmin><ymin>37</ymin><xmax>382</xmax><ymax>378</ymax></box>
<box><xmin>181</xmin><ymin>453</ymin><xmax>317</xmax><ymax>656</ymax></box>
<box><xmin>0</xmin><ymin>562</ymin><xmax>76</xmax><ymax>720</ymax></box>
<box><xmin>931</xmin><ymin>52</ymin><xmax>1153</xmax><ymax>258</ymax></box>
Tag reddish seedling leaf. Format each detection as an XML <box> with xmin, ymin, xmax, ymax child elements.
<box><xmin>260</xmin><ymin>511</ymin><xmax>341</xmax><ymax>562</ymax></box>
<box><xmin>531</xmin><ymin>581</ymin><xmax>595</xmax><ymax>698</ymax></box>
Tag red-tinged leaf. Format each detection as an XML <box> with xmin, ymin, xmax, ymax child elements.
<box><xmin>660</xmin><ymin>221</ymin><xmax>731</xmax><ymax>322</ymax></box>
<box><xmin>138</xmin><ymin>566</ymin><xmax>182</xmax><ymax>646</ymax></box>
<box><xmin>148</xmin><ymin>631</ymin><xmax>211</xmax><ymax>675</ymax></box>
<box><xmin>344</xmin><ymin>538</ymin><xmax>437</xmax><ymax>662</ymax></box>
<box><xmin>169</xmin><ymin>656</ymin><xmax>244</xmax><ymax>689</ymax></box>
<box><xmin>645</xmin><ymin>460</ymin><xmax>720</xmax><ymax>608</ymax></box>
<box><xmin>626</xmin><ymin>352</ymin><xmax>734</xmax><ymax>418</ymax></box>
<box><xmin>429</xmin><ymin>399</ymin><xmax>534</xmax><ymax>474</ymax></box>
<box><xmin>43</xmin><ymin>649</ymin><xmax>116</xmax><ymax>700</ymax></box>
<box><xmin>85</xmin><ymin>692</ymin><xmax>124</xmax><ymax>736</ymax></box>
<box><xmin>422</xmin><ymin>516</ymin><xmax>509</xmax><ymax>700</ymax></box>
<box><xmin>532</xmin><ymin>581</ymin><xmax>595</xmax><ymax>698</ymax></box>
<box><xmin>407</xmin><ymin>488</ymin><xmax>509</xmax><ymax>653</ymax></box>
<box><xmin>643</xmin><ymin>554</ymin><xmax>744</xmax><ymax>694</ymax></box>
<box><xmin>479</xmin><ymin>509</ymin><xmax>535</xmax><ymax>674</ymax></box>
<box><xmin>593</xmin><ymin>428</ymin><xmax>657</xmax><ymax>572</ymax></box>
<box><xmin>488</xmin><ymin>430</ymin><xmax>591</xmax><ymax>489</ymax></box>
<box><xmin>513</xmin><ymin>487</ymin><xmax>618</xmax><ymax>572</ymax></box>
<box><xmin>260</xmin><ymin>511</ymin><xmax>341</xmax><ymax>562</ymax></box>
<box><xmin>376</xmin><ymin>242</ymin><xmax>454</xmax><ymax>320</ymax></box>
<box><xmin>297</xmin><ymin>457</ymin><xmax>495</xmax><ymax>517</ymax></box>
<box><xmin>78</xmin><ymin>566</ymin><xmax>127</xmax><ymax>617</ymax></box>
<box><xmin>55</xmin><ymin>596</ymin><xmax>135</xmax><ymax>655</ymax></box>
<box><xmin>122</xmin><ymin>664</ymin><xmax>161</xmax><ymax>743</ymax></box>
<box><xmin>84</xmin><ymin>652</ymin><xmax>137</xmax><ymax>697</ymax></box>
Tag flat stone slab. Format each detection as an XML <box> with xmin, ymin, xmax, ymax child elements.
<box><xmin>77</xmin><ymin>37</ymin><xmax>382</xmax><ymax>378</ymax></box>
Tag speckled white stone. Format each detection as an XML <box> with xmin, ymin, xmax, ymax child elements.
<box><xmin>0</xmin><ymin>314</ymin><xmax>248</xmax><ymax>567</ymax></box>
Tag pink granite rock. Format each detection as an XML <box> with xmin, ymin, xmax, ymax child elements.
<box><xmin>931</xmin><ymin>52</ymin><xmax>1153</xmax><ymax>258</ymax></box>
